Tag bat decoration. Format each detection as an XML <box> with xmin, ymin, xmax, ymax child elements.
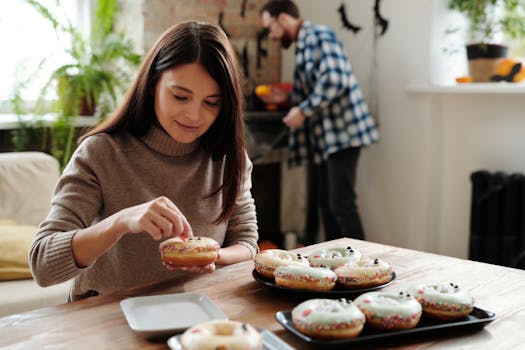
<box><xmin>256</xmin><ymin>28</ymin><xmax>269</xmax><ymax>69</ymax></box>
<box><xmin>218</xmin><ymin>10</ymin><xmax>231</xmax><ymax>37</ymax></box>
<box><xmin>337</xmin><ymin>3</ymin><xmax>361</xmax><ymax>34</ymax></box>
<box><xmin>491</xmin><ymin>62</ymin><xmax>522</xmax><ymax>82</ymax></box>
<box><xmin>374</xmin><ymin>0</ymin><xmax>389</xmax><ymax>36</ymax></box>
<box><xmin>240</xmin><ymin>0</ymin><xmax>247</xmax><ymax>17</ymax></box>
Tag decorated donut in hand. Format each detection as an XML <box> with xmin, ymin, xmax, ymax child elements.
<box><xmin>307</xmin><ymin>246</ymin><xmax>361</xmax><ymax>269</ymax></box>
<box><xmin>292</xmin><ymin>298</ymin><xmax>365</xmax><ymax>339</ymax></box>
<box><xmin>254</xmin><ymin>249</ymin><xmax>309</xmax><ymax>279</ymax></box>
<box><xmin>159</xmin><ymin>237</ymin><xmax>220</xmax><ymax>265</ymax></box>
<box><xmin>354</xmin><ymin>291</ymin><xmax>422</xmax><ymax>330</ymax></box>
<box><xmin>334</xmin><ymin>257</ymin><xmax>394</xmax><ymax>289</ymax></box>
<box><xmin>408</xmin><ymin>282</ymin><xmax>474</xmax><ymax>320</ymax></box>
<box><xmin>181</xmin><ymin>320</ymin><xmax>262</xmax><ymax>350</ymax></box>
<box><xmin>274</xmin><ymin>264</ymin><xmax>337</xmax><ymax>291</ymax></box>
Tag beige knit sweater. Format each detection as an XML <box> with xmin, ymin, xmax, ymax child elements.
<box><xmin>29</xmin><ymin>124</ymin><xmax>258</xmax><ymax>301</ymax></box>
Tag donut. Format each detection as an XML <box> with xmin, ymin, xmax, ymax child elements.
<box><xmin>407</xmin><ymin>283</ymin><xmax>474</xmax><ymax>321</ymax></box>
<box><xmin>334</xmin><ymin>257</ymin><xmax>394</xmax><ymax>289</ymax></box>
<box><xmin>291</xmin><ymin>298</ymin><xmax>365</xmax><ymax>339</ymax></box>
<box><xmin>307</xmin><ymin>246</ymin><xmax>362</xmax><ymax>269</ymax></box>
<box><xmin>253</xmin><ymin>249</ymin><xmax>309</xmax><ymax>279</ymax></box>
<box><xmin>354</xmin><ymin>291</ymin><xmax>422</xmax><ymax>330</ymax></box>
<box><xmin>274</xmin><ymin>265</ymin><xmax>337</xmax><ymax>291</ymax></box>
<box><xmin>180</xmin><ymin>320</ymin><xmax>262</xmax><ymax>350</ymax></box>
<box><xmin>159</xmin><ymin>237</ymin><xmax>220</xmax><ymax>265</ymax></box>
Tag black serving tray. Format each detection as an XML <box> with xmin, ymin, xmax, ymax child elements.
<box><xmin>252</xmin><ymin>269</ymin><xmax>396</xmax><ymax>299</ymax></box>
<box><xmin>275</xmin><ymin>307</ymin><xmax>495</xmax><ymax>348</ymax></box>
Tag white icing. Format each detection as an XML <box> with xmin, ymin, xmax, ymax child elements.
<box><xmin>408</xmin><ymin>283</ymin><xmax>474</xmax><ymax>306</ymax></box>
<box><xmin>254</xmin><ymin>249</ymin><xmax>308</xmax><ymax>268</ymax></box>
<box><xmin>292</xmin><ymin>298</ymin><xmax>365</xmax><ymax>325</ymax></box>
<box><xmin>334</xmin><ymin>257</ymin><xmax>393</xmax><ymax>281</ymax></box>
<box><xmin>307</xmin><ymin>246</ymin><xmax>362</xmax><ymax>268</ymax></box>
<box><xmin>181</xmin><ymin>320</ymin><xmax>262</xmax><ymax>350</ymax></box>
<box><xmin>354</xmin><ymin>291</ymin><xmax>422</xmax><ymax>318</ymax></box>
<box><xmin>274</xmin><ymin>264</ymin><xmax>337</xmax><ymax>280</ymax></box>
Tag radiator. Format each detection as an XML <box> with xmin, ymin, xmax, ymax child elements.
<box><xmin>470</xmin><ymin>171</ymin><xmax>525</xmax><ymax>268</ymax></box>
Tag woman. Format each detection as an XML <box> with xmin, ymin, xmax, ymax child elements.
<box><xmin>29</xmin><ymin>21</ymin><xmax>259</xmax><ymax>301</ymax></box>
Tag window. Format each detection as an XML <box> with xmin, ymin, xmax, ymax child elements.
<box><xmin>0</xmin><ymin>0</ymin><xmax>90</xmax><ymax>112</ymax></box>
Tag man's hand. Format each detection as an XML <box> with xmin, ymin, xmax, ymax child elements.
<box><xmin>283</xmin><ymin>106</ymin><xmax>306</xmax><ymax>129</ymax></box>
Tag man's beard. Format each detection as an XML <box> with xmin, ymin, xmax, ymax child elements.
<box><xmin>280</xmin><ymin>32</ymin><xmax>293</xmax><ymax>49</ymax></box>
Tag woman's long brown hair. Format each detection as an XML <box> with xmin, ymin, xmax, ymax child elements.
<box><xmin>80</xmin><ymin>21</ymin><xmax>246</xmax><ymax>223</ymax></box>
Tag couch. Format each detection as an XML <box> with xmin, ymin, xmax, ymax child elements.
<box><xmin>0</xmin><ymin>152</ymin><xmax>71</xmax><ymax>317</ymax></box>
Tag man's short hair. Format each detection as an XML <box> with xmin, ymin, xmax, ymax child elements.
<box><xmin>260</xmin><ymin>0</ymin><xmax>300</xmax><ymax>19</ymax></box>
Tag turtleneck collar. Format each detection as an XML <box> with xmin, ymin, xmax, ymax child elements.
<box><xmin>140</xmin><ymin>123</ymin><xmax>201</xmax><ymax>157</ymax></box>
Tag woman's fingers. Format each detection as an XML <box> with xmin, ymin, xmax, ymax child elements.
<box><xmin>162</xmin><ymin>199</ymin><xmax>193</xmax><ymax>239</ymax></box>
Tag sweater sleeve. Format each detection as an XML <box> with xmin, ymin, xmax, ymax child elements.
<box><xmin>29</xmin><ymin>137</ymin><xmax>104</xmax><ymax>287</ymax></box>
<box><xmin>223</xmin><ymin>152</ymin><xmax>259</xmax><ymax>258</ymax></box>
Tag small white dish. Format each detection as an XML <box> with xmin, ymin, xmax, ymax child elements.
<box><xmin>167</xmin><ymin>328</ymin><xmax>296</xmax><ymax>350</ymax></box>
<box><xmin>120</xmin><ymin>292</ymin><xmax>227</xmax><ymax>338</ymax></box>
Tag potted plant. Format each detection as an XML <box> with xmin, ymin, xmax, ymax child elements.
<box><xmin>27</xmin><ymin>0</ymin><xmax>141</xmax><ymax>117</ymax></box>
<box><xmin>23</xmin><ymin>0</ymin><xmax>141</xmax><ymax>169</ymax></box>
<box><xmin>448</xmin><ymin>0</ymin><xmax>525</xmax><ymax>82</ymax></box>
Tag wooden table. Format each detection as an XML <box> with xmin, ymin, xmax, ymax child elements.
<box><xmin>1</xmin><ymin>238</ymin><xmax>524</xmax><ymax>349</ymax></box>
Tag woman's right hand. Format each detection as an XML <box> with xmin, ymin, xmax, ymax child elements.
<box><xmin>118</xmin><ymin>196</ymin><xmax>193</xmax><ymax>241</ymax></box>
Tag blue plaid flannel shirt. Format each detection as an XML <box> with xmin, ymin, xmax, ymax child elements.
<box><xmin>288</xmin><ymin>21</ymin><xmax>379</xmax><ymax>167</ymax></box>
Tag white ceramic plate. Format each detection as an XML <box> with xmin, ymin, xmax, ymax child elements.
<box><xmin>120</xmin><ymin>293</ymin><xmax>227</xmax><ymax>338</ymax></box>
<box><xmin>167</xmin><ymin>328</ymin><xmax>296</xmax><ymax>350</ymax></box>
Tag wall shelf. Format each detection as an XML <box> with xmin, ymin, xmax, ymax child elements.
<box><xmin>406</xmin><ymin>83</ymin><xmax>525</xmax><ymax>94</ymax></box>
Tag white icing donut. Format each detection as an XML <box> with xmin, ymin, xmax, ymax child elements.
<box><xmin>407</xmin><ymin>283</ymin><xmax>474</xmax><ymax>320</ymax></box>
<box><xmin>180</xmin><ymin>320</ymin><xmax>262</xmax><ymax>350</ymax></box>
<box><xmin>159</xmin><ymin>237</ymin><xmax>220</xmax><ymax>265</ymax></box>
<box><xmin>274</xmin><ymin>265</ymin><xmax>337</xmax><ymax>291</ymax></box>
<box><xmin>334</xmin><ymin>257</ymin><xmax>394</xmax><ymax>289</ymax></box>
<box><xmin>291</xmin><ymin>298</ymin><xmax>365</xmax><ymax>339</ymax></box>
<box><xmin>354</xmin><ymin>291</ymin><xmax>422</xmax><ymax>330</ymax></box>
<box><xmin>253</xmin><ymin>249</ymin><xmax>309</xmax><ymax>279</ymax></box>
<box><xmin>307</xmin><ymin>246</ymin><xmax>362</xmax><ymax>269</ymax></box>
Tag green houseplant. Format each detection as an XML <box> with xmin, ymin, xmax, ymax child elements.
<box><xmin>27</xmin><ymin>0</ymin><xmax>141</xmax><ymax>117</ymax></box>
<box><xmin>22</xmin><ymin>0</ymin><xmax>141</xmax><ymax>169</ymax></box>
<box><xmin>448</xmin><ymin>0</ymin><xmax>525</xmax><ymax>81</ymax></box>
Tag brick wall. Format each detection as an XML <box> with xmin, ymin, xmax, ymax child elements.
<box><xmin>126</xmin><ymin>0</ymin><xmax>282</xmax><ymax>106</ymax></box>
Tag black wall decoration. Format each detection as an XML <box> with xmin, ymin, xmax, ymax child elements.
<box><xmin>241</xmin><ymin>0</ymin><xmax>248</xmax><ymax>18</ymax></box>
<box><xmin>256</xmin><ymin>28</ymin><xmax>269</xmax><ymax>70</ymax></box>
<box><xmin>338</xmin><ymin>3</ymin><xmax>362</xmax><ymax>33</ymax></box>
<box><xmin>218</xmin><ymin>11</ymin><xmax>231</xmax><ymax>37</ymax></box>
<box><xmin>337</xmin><ymin>1</ymin><xmax>389</xmax><ymax>36</ymax></box>
<box><xmin>374</xmin><ymin>0</ymin><xmax>389</xmax><ymax>36</ymax></box>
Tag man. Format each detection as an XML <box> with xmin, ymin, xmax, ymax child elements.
<box><xmin>260</xmin><ymin>0</ymin><xmax>379</xmax><ymax>244</ymax></box>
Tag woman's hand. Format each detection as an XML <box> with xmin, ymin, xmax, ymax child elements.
<box><xmin>119</xmin><ymin>196</ymin><xmax>193</xmax><ymax>241</ymax></box>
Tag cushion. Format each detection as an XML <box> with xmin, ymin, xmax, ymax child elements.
<box><xmin>0</xmin><ymin>152</ymin><xmax>60</xmax><ymax>226</ymax></box>
<box><xmin>0</xmin><ymin>224</ymin><xmax>37</xmax><ymax>281</ymax></box>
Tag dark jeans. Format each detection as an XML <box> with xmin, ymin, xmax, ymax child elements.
<box><xmin>304</xmin><ymin>147</ymin><xmax>364</xmax><ymax>244</ymax></box>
